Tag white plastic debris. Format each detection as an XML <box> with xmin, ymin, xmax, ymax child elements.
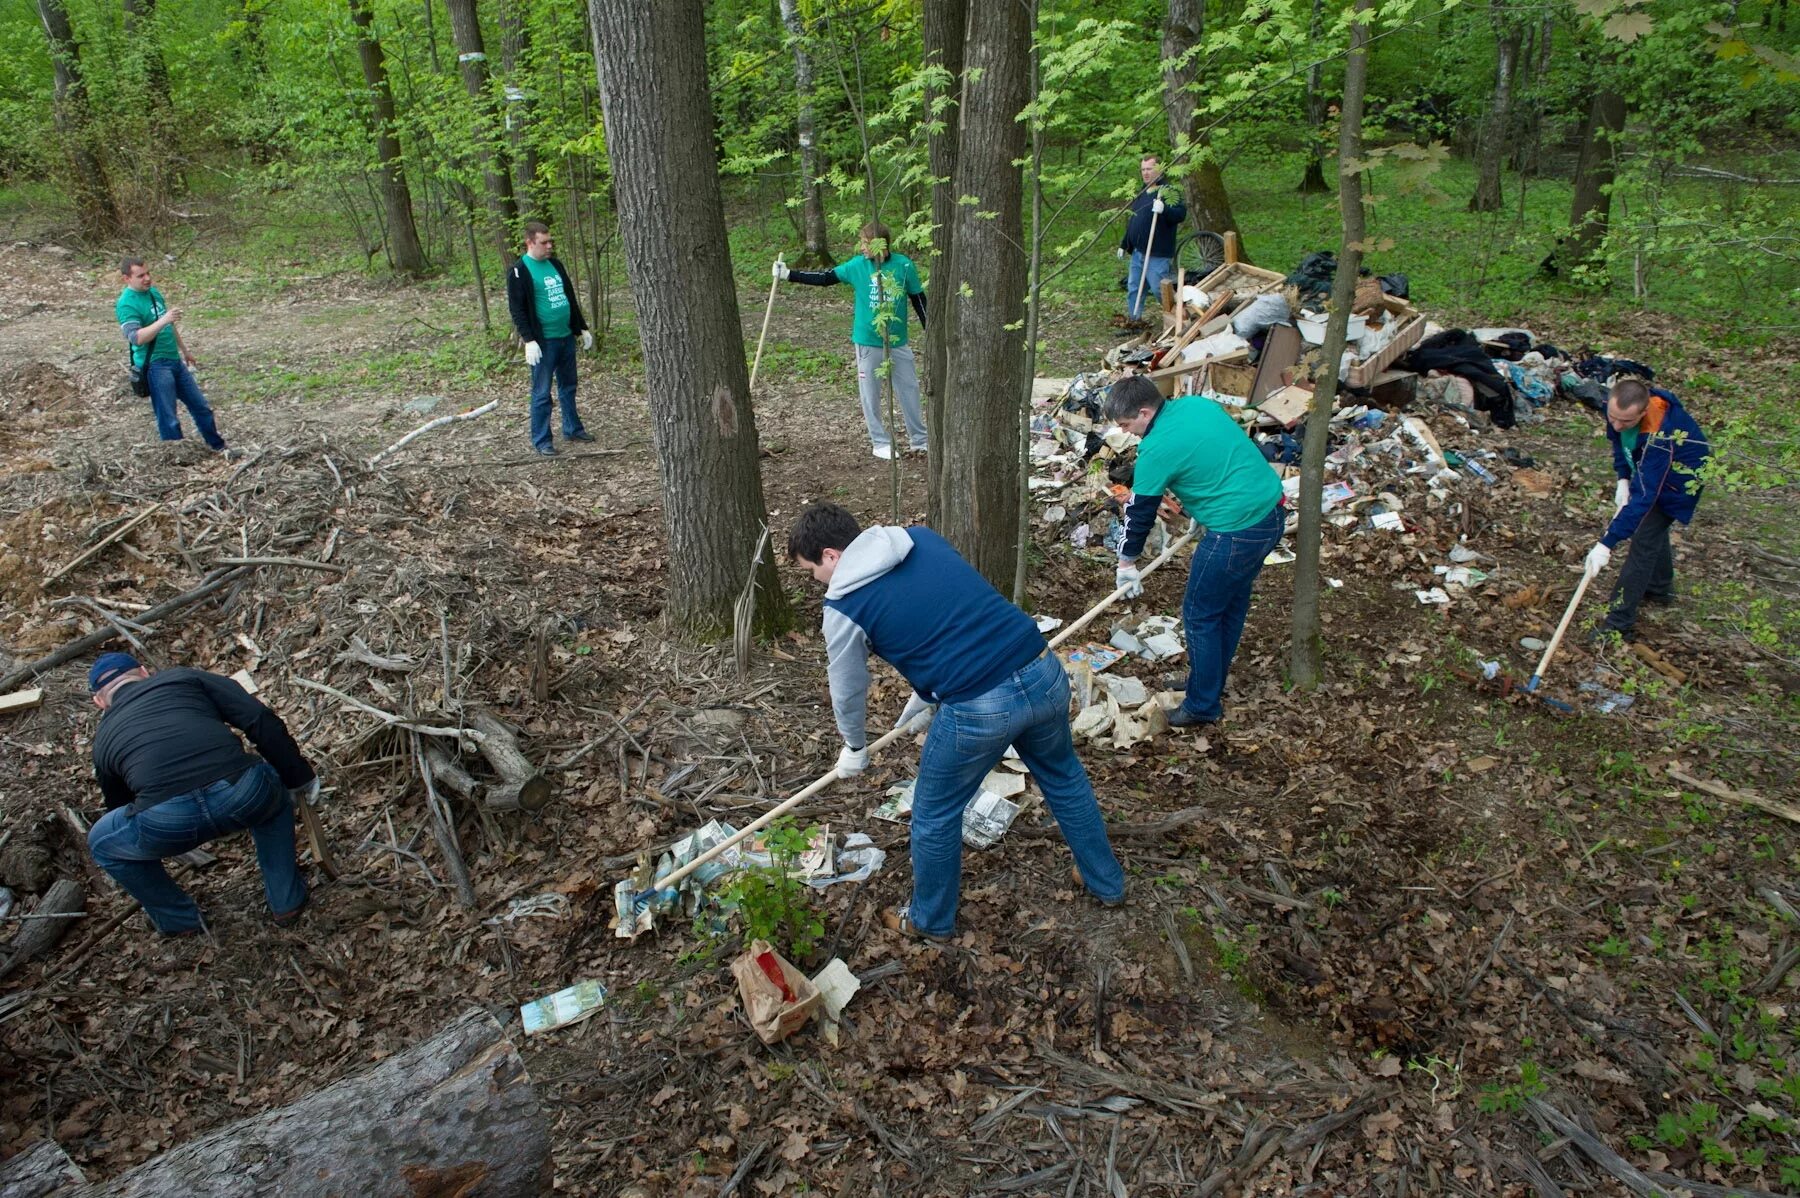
<box><xmin>1416</xmin><ymin>587</ymin><xmax>1451</xmax><ymax>605</ymax></box>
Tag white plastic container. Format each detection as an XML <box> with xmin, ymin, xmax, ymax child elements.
<box><xmin>1296</xmin><ymin>311</ymin><xmax>1368</xmax><ymax>345</ymax></box>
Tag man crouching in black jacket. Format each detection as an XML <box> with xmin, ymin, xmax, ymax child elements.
<box><xmin>86</xmin><ymin>653</ymin><xmax>318</xmax><ymax>936</ymax></box>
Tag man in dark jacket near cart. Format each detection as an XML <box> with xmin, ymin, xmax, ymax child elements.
<box><xmin>1581</xmin><ymin>378</ymin><xmax>1710</xmax><ymax>640</ymax></box>
<box><xmin>506</xmin><ymin>221</ymin><xmax>594</xmax><ymax>456</ymax></box>
<box><xmin>1119</xmin><ymin>154</ymin><xmax>1186</xmax><ymax>321</ymax></box>
<box><xmin>85</xmin><ymin>653</ymin><xmax>319</xmax><ymax>936</ymax></box>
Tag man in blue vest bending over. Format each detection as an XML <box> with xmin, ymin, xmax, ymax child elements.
<box><xmin>787</xmin><ymin>502</ymin><xmax>1125</xmax><ymax>941</ymax></box>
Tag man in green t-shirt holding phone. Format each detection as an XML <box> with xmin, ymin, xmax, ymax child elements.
<box><xmin>505</xmin><ymin>221</ymin><xmax>594</xmax><ymax>457</ymax></box>
<box><xmin>114</xmin><ymin>258</ymin><xmax>227</xmax><ymax>450</ymax></box>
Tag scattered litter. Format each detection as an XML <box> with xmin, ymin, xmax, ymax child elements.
<box><xmin>485</xmin><ymin>892</ymin><xmax>571</xmax><ymax>926</ymax></box>
<box><xmin>873</xmin><ymin>780</ymin><xmax>914</xmax><ymax>823</ymax></box>
<box><xmin>1579</xmin><ymin>681</ymin><xmax>1635</xmax><ymax>714</ymax></box>
<box><xmin>1035</xmin><ymin>614</ymin><xmax>1063</xmax><ymax>633</ymax></box>
<box><xmin>1448</xmin><ymin>544</ymin><xmax>1488</xmax><ymax>564</ymax></box>
<box><xmin>1108</xmin><ymin>628</ymin><xmax>1146</xmax><ymax>656</ymax></box>
<box><xmin>1321</xmin><ymin>481</ymin><xmax>1356</xmax><ymax>511</ymax></box>
<box><xmin>1370</xmin><ymin>510</ymin><xmax>1405</xmax><ymax>532</ymax></box>
<box><xmin>1264</xmin><ymin>547</ymin><xmax>1296</xmax><ymax>565</ymax></box>
<box><xmin>1100</xmin><ymin>675</ymin><xmax>1148</xmax><ymax>706</ymax></box>
<box><xmin>1142</xmin><ymin>633</ymin><xmax>1184</xmax><ymax>660</ymax></box>
<box><xmin>1067</xmin><ymin>643</ymin><xmax>1126</xmax><ymax>673</ymax></box>
<box><xmin>981</xmin><ymin>770</ymin><xmax>1028</xmax><ymax>798</ymax></box>
<box><xmin>811</xmin><ymin>958</ymin><xmax>861</xmax><ymax>1021</ymax></box>
<box><xmin>1520</xmin><ymin>637</ymin><xmax>1547</xmax><ymax>652</ymax></box>
<box><xmin>1327</xmin><ymin>578</ymin><xmax>1344</xmax><ymax>588</ymax></box>
<box><xmin>805</xmin><ymin>834</ymin><xmax>886</xmax><ymax>888</ymax></box>
<box><xmin>1416</xmin><ymin>587</ymin><xmax>1451</xmax><ymax>605</ymax></box>
<box><xmin>1479</xmin><ymin>660</ymin><xmax>1502</xmax><ymax>680</ymax></box>
<box><xmin>732</xmin><ymin>940</ymin><xmax>821</xmax><ymax>1044</ymax></box>
<box><xmin>1438</xmin><ymin>566</ymin><xmax>1489</xmax><ymax>588</ymax></box>
<box><xmin>963</xmin><ymin>790</ymin><xmax>1022</xmax><ymax>849</ymax></box>
<box><xmin>520</xmin><ymin>980</ymin><xmax>608</xmax><ymax>1036</ymax></box>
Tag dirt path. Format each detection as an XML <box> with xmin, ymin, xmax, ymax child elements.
<box><xmin>2</xmin><ymin>239</ymin><xmax>1797</xmax><ymax>1196</ymax></box>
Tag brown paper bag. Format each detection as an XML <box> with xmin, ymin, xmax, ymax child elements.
<box><xmin>731</xmin><ymin>939</ymin><xmax>822</xmax><ymax>1045</ymax></box>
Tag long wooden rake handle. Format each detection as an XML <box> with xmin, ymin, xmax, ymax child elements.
<box><xmin>749</xmin><ymin>254</ymin><xmax>783</xmax><ymax>392</ymax></box>
<box><xmin>1527</xmin><ymin>571</ymin><xmax>1594</xmax><ymax>691</ymax></box>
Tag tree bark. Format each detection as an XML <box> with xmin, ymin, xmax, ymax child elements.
<box><xmin>445</xmin><ymin>0</ymin><xmax>520</xmax><ymax>261</ymax></box>
<box><xmin>50</xmin><ymin>1009</ymin><xmax>551</xmax><ymax>1196</ymax></box>
<box><xmin>121</xmin><ymin>0</ymin><xmax>178</xmax><ymax>198</ymax></box>
<box><xmin>0</xmin><ymin>878</ymin><xmax>85</xmax><ymax>982</ymax></box>
<box><xmin>1290</xmin><ymin>0</ymin><xmax>1371</xmax><ymax>690</ymax></box>
<box><xmin>34</xmin><ymin>0</ymin><xmax>121</xmax><ymax>241</ymax></box>
<box><xmin>778</xmin><ymin>0</ymin><xmax>832</xmax><ymax>267</ymax></box>
<box><xmin>1468</xmin><ymin>0</ymin><xmax>1521</xmax><ymax>213</ymax></box>
<box><xmin>1161</xmin><ymin>0</ymin><xmax>1239</xmax><ymax>237</ymax></box>
<box><xmin>347</xmin><ymin>0</ymin><xmax>428</xmax><ymax>277</ymax></box>
<box><xmin>939</xmin><ymin>0</ymin><xmax>1029</xmax><ymax>589</ymax></box>
<box><xmin>1566</xmin><ymin>86</ymin><xmax>1627</xmax><ymax>265</ymax></box>
<box><xmin>588</xmin><ymin>0</ymin><xmax>791</xmax><ymax>640</ymax></box>
<box><xmin>1298</xmin><ymin>0</ymin><xmax>1331</xmax><ymax>194</ymax></box>
<box><xmin>921</xmin><ymin>0</ymin><xmax>966</xmax><ymax>527</ymax></box>
<box><xmin>0</xmin><ymin>1139</ymin><xmax>86</xmax><ymax>1197</ymax></box>
<box><xmin>496</xmin><ymin>0</ymin><xmax>537</xmax><ymax>209</ymax></box>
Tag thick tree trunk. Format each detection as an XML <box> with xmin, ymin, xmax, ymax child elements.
<box><xmin>497</xmin><ymin>0</ymin><xmax>537</xmax><ymax>209</ymax></box>
<box><xmin>347</xmin><ymin>0</ymin><xmax>428</xmax><ymax>277</ymax></box>
<box><xmin>1161</xmin><ymin>0</ymin><xmax>1239</xmax><ymax>237</ymax></box>
<box><xmin>921</xmin><ymin>0</ymin><xmax>966</xmax><ymax>527</ymax></box>
<box><xmin>939</xmin><ymin>0</ymin><xmax>1029</xmax><ymax>589</ymax></box>
<box><xmin>463</xmin><ymin>709</ymin><xmax>552</xmax><ymax>812</ymax></box>
<box><xmin>1566</xmin><ymin>87</ymin><xmax>1627</xmax><ymax>265</ymax></box>
<box><xmin>588</xmin><ymin>0</ymin><xmax>790</xmax><ymax>639</ymax></box>
<box><xmin>778</xmin><ymin>0</ymin><xmax>832</xmax><ymax>267</ymax></box>
<box><xmin>1297</xmin><ymin>0</ymin><xmax>1331</xmax><ymax>194</ymax></box>
<box><xmin>1290</xmin><ymin>0</ymin><xmax>1371</xmax><ymax>690</ymax></box>
<box><xmin>1468</xmin><ymin>1</ymin><xmax>1520</xmax><ymax>213</ymax></box>
<box><xmin>34</xmin><ymin>0</ymin><xmax>121</xmax><ymax>241</ymax></box>
<box><xmin>0</xmin><ymin>1139</ymin><xmax>86</xmax><ymax>1197</ymax></box>
<box><xmin>50</xmin><ymin>1010</ymin><xmax>551</xmax><ymax>1196</ymax></box>
<box><xmin>445</xmin><ymin>0</ymin><xmax>520</xmax><ymax>261</ymax></box>
<box><xmin>121</xmin><ymin>0</ymin><xmax>178</xmax><ymax>198</ymax></box>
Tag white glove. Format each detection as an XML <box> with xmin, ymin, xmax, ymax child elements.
<box><xmin>895</xmin><ymin>692</ymin><xmax>935</xmax><ymax>735</ymax></box>
<box><xmin>1152</xmin><ymin>196</ymin><xmax>1166</xmax><ymax>214</ymax></box>
<box><xmin>835</xmin><ymin>745</ymin><xmax>868</xmax><ymax>778</ymax></box>
<box><xmin>1117</xmin><ymin>247</ymin><xmax>1126</xmax><ymax>260</ymax></box>
<box><xmin>580</xmin><ymin>330</ymin><xmax>594</xmax><ymax>351</ymax></box>
<box><xmin>1613</xmin><ymin>478</ymin><xmax>1630</xmax><ymax>513</ymax></box>
<box><xmin>1115</xmin><ymin>562</ymin><xmax>1144</xmax><ymax>598</ymax></box>
<box><xmin>524</xmin><ymin>341</ymin><xmax>542</xmax><ymax>367</ymax></box>
<box><xmin>773</xmin><ymin>259</ymin><xmax>789</xmax><ymax>281</ymax></box>
<box><xmin>1584</xmin><ymin>543</ymin><xmax>1612</xmax><ymax>580</ymax></box>
<box><xmin>298</xmin><ymin>777</ymin><xmax>322</xmax><ymax>808</ymax></box>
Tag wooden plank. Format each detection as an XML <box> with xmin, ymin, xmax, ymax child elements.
<box><xmin>1668</xmin><ymin>766</ymin><xmax>1800</xmax><ymax>826</ymax></box>
<box><xmin>1223</xmin><ymin>230</ymin><xmax>1242</xmax><ymax>265</ymax></box>
<box><xmin>45</xmin><ymin>504</ymin><xmax>162</xmax><ymax>584</ymax></box>
<box><xmin>1249</xmin><ymin>323</ymin><xmax>1303</xmax><ymax>407</ymax></box>
<box><xmin>0</xmin><ymin>688</ymin><xmax>44</xmax><ymax>715</ymax></box>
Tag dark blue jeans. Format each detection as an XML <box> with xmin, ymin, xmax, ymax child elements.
<box><xmin>908</xmin><ymin>651</ymin><xmax>1125</xmax><ymax>937</ymax></box>
<box><xmin>87</xmin><ymin>762</ymin><xmax>305</xmax><ymax>934</ymax></box>
<box><xmin>145</xmin><ymin>359</ymin><xmax>225</xmax><ymax>449</ymax></box>
<box><xmin>1605</xmin><ymin>505</ymin><xmax>1678</xmax><ymax>633</ymax></box>
<box><xmin>1180</xmin><ymin>502</ymin><xmax>1285</xmax><ymax>723</ymax></box>
<box><xmin>529</xmin><ymin>335</ymin><xmax>586</xmax><ymax>450</ymax></box>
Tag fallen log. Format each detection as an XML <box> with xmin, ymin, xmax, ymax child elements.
<box><xmin>0</xmin><ymin>1139</ymin><xmax>87</xmax><ymax>1198</ymax></box>
<box><xmin>464</xmin><ymin>709</ymin><xmax>553</xmax><ymax>812</ymax></box>
<box><xmin>0</xmin><ymin>879</ymin><xmax>85</xmax><ymax>982</ymax></box>
<box><xmin>421</xmin><ymin>742</ymin><xmax>483</xmax><ymax>803</ymax></box>
<box><xmin>0</xmin><ymin>568</ymin><xmax>251</xmax><ymax>694</ymax></box>
<box><xmin>53</xmin><ymin>1008</ymin><xmax>551</xmax><ymax>1197</ymax></box>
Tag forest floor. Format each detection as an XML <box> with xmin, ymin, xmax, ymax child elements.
<box><xmin>1</xmin><ymin>218</ymin><xmax>1799</xmax><ymax>1198</ymax></box>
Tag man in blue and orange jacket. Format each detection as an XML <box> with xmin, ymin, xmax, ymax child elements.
<box><xmin>1581</xmin><ymin>377</ymin><xmax>1710</xmax><ymax>639</ymax></box>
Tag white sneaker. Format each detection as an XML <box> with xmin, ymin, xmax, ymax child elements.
<box><xmin>871</xmin><ymin>444</ymin><xmax>895</xmax><ymax>460</ymax></box>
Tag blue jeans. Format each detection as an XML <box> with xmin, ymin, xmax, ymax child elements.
<box><xmin>145</xmin><ymin>359</ymin><xmax>225</xmax><ymax>448</ymax></box>
<box><xmin>908</xmin><ymin>651</ymin><xmax>1125</xmax><ymax>936</ymax></box>
<box><xmin>87</xmin><ymin>762</ymin><xmax>305</xmax><ymax>934</ymax></box>
<box><xmin>1126</xmin><ymin>251</ymin><xmax>1174</xmax><ymax>319</ymax></box>
<box><xmin>1180</xmin><ymin>503</ymin><xmax>1285</xmax><ymax>723</ymax></box>
<box><xmin>529</xmin><ymin>335</ymin><xmax>586</xmax><ymax>450</ymax></box>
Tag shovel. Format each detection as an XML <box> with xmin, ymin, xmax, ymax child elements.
<box><xmin>1525</xmin><ymin>571</ymin><xmax>1594</xmax><ymax>695</ymax></box>
<box><xmin>619</xmin><ymin>522</ymin><xmax>1201</xmax><ymax>921</ymax></box>
<box><xmin>748</xmin><ymin>253</ymin><xmax>782</xmax><ymax>392</ymax></box>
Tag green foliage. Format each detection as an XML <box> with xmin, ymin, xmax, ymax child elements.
<box><xmin>1477</xmin><ymin>1060</ymin><xmax>1548</xmax><ymax>1113</ymax></box>
<box><xmin>705</xmin><ymin>818</ymin><xmax>827</xmax><ymax>960</ymax></box>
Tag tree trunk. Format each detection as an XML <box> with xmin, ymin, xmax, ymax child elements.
<box><xmin>496</xmin><ymin>0</ymin><xmax>537</xmax><ymax>209</ymax></box>
<box><xmin>445</xmin><ymin>0</ymin><xmax>520</xmax><ymax>261</ymax></box>
<box><xmin>50</xmin><ymin>1010</ymin><xmax>551</xmax><ymax>1196</ymax></box>
<box><xmin>1468</xmin><ymin>0</ymin><xmax>1520</xmax><ymax>213</ymax></box>
<box><xmin>1289</xmin><ymin>0</ymin><xmax>1372</xmax><ymax>690</ymax></box>
<box><xmin>1566</xmin><ymin>87</ymin><xmax>1627</xmax><ymax>265</ymax></box>
<box><xmin>0</xmin><ymin>1139</ymin><xmax>86</xmax><ymax>1197</ymax></box>
<box><xmin>347</xmin><ymin>0</ymin><xmax>428</xmax><ymax>277</ymax></box>
<box><xmin>1015</xmin><ymin>5</ymin><xmax>1045</xmax><ymax>605</ymax></box>
<box><xmin>1297</xmin><ymin>0</ymin><xmax>1331</xmax><ymax>194</ymax></box>
<box><xmin>0</xmin><ymin>878</ymin><xmax>85</xmax><ymax>982</ymax></box>
<box><xmin>939</xmin><ymin>0</ymin><xmax>1029</xmax><ymax>589</ymax></box>
<box><xmin>121</xmin><ymin>0</ymin><xmax>178</xmax><ymax>198</ymax></box>
<box><xmin>588</xmin><ymin>0</ymin><xmax>791</xmax><ymax>640</ymax></box>
<box><xmin>777</xmin><ymin>0</ymin><xmax>832</xmax><ymax>267</ymax></box>
<box><xmin>1161</xmin><ymin>0</ymin><xmax>1239</xmax><ymax>238</ymax></box>
<box><xmin>34</xmin><ymin>0</ymin><xmax>121</xmax><ymax>242</ymax></box>
<box><xmin>921</xmin><ymin>0</ymin><xmax>966</xmax><ymax>527</ymax></box>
